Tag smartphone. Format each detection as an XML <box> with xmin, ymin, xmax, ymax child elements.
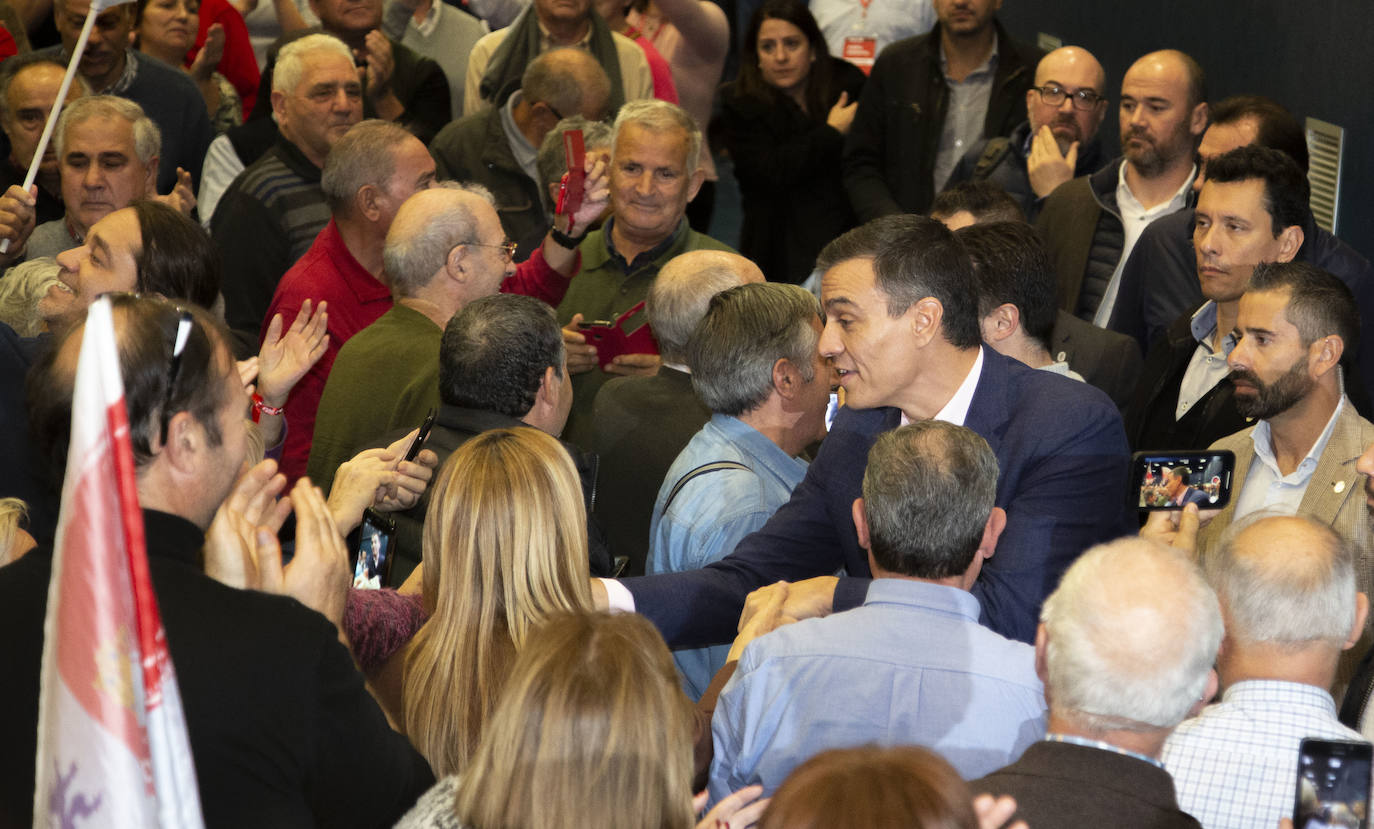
<box><xmin>352</xmin><ymin>508</ymin><xmax>395</xmax><ymax>590</ymax></box>
<box><xmin>576</xmin><ymin>300</ymin><xmax>658</xmax><ymax>369</ymax></box>
<box><xmin>555</xmin><ymin>129</ymin><xmax>586</xmax><ymax>218</ymax></box>
<box><xmin>404</xmin><ymin>408</ymin><xmax>437</xmax><ymax>463</ymax></box>
<box><xmin>1129</xmin><ymin>450</ymin><xmax>1235</xmax><ymax>511</ymax></box>
<box><xmin>1294</xmin><ymin>738</ymin><xmax>1372</xmax><ymax>829</ymax></box>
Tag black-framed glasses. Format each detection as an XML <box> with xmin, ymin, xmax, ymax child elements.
<box><xmin>1034</xmin><ymin>84</ymin><xmax>1104</xmax><ymax>111</ymax></box>
<box><xmin>459</xmin><ymin>240</ymin><xmax>518</xmax><ymax>260</ymax></box>
<box><xmin>159</xmin><ymin>308</ymin><xmax>194</xmax><ymax>445</ymax></box>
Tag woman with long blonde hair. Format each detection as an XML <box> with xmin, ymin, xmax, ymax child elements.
<box><xmin>400</xmin><ymin>427</ymin><xmax>593</xmax><ymax>777</ymax></box>
<box><xmin>397</xmin><ymin>611</ymin><xmax>768</xmax><ymax>829</ymax></box>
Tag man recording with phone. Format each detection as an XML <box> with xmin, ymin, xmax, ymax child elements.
<box><xmin>1162</xmin><ymin>514</ymin><xmax>1370</xmax><ymax>829</ymax></box>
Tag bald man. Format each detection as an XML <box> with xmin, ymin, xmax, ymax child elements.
<box><xmin>1037</xmin><ymin>49</ymin><xmax>1208</xmax><ymax>328</ymax></box>
<box><xmin>589</xmin><ymin>249</ymin><xmax>765</xmax><ymax>576</ymax></box>
<box><xmin>946</xmin><ymin>46</ymin><xmax>1109</xmax><ymax>221</ymax></box>
<box><xmin>430</xmin><ymin>47</ymin><xmax>612</xmax><ymax>261</ymax></box>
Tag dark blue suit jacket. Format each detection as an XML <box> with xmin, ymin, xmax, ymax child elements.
<box><xmin>624</xmin><ymin>347</ymin><xmax>1131</xmax><ymax>646</ymax></box>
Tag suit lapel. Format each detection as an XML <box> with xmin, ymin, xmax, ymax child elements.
<box><xmin>1298</xmin><ymin>400</ymin><xmax>1364</xmax><ymax>525</ymax></box>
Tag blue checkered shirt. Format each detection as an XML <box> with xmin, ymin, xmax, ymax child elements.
<box><xmin>1161</xmin><ymin>680</ymin><xmax>1368</xmax><ymax>829</ymax></box>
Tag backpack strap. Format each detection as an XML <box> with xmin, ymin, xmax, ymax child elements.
<box><xmin>972</xmin><ymin>136</ymin><xmax>1013</xmax><ymax>179</ymax></box>
<box><xmin>662</xmin><ymin>461</ymin><xmax>752</xmax><ymax>513</ymax></box>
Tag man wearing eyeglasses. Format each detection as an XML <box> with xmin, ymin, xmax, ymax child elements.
<box><xmin>945</xmin><ymin>46</ymin><xmax>1108</xmax><ymax>222</ymax></box>
<box><xmin>430</xmin><ymin>48</ymin><xmax>611</xmax><ymax>263</ymax></box>
<box><xmin>307</xmin><ymin>177</ymin><xmax>608</xmax><ymax>494</ymax></box>
<box><xmin>1035</xmin><ymin>49</ymin><xmax>1208</xmax><ymax>330</ymax></box>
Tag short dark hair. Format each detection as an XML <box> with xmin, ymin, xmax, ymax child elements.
<box><xmin>862</xmin><ymin>421</ymin><xmax>999</xmax><ymax>579</ymax></box>
<box><xmin>929</xmin><ymin>180</ymin><xmax>1025</xmax><ymax>225</ymax></box>
<box><xmin>29</xmin><ymin>295</ymin><xmax>230</xmax><ymax>478</ymax></box>
<box><xmin>438</xmin><ymin>293</ymin><xmax>565</xmax><ymax>417</ymax></box>
<box><xmin>816</xmin><ymin>215</ymin><xmax>982</xmax><ymax>348</ymax></box>
<box><xmin>1167</xmin><ymin>466</ymin><xmax>1192</xmax><ymax>481</ymax></box>
<box><xmin>1210</xmin><ymin>95</ymin><xmax>1308</xmax><ymax>173</ymax></box>
<box><xmin>1249</xmin><ymin>261</ymin><xmax>1359</xmax><ymax>354</ymax></box>
<box><xmin>1204</xmin><ymin>145</ymin><xmax>1310</xmax><ymax>237</ymax></box>
<box><xmin>957</xmin><ymin>222</ymin><xmax>1057</xmax><ymax>350</ymax></box>
<box><xmin>130</xmin><ymin>201</ymin><xmax>221</xmax><ymax>310</ymax></box>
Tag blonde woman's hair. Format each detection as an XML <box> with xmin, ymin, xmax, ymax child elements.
<box><xmin>455</xmin><ymin>611</ymin><xmax>696</xmax><ymax>829</ymax></box>
<box><xmin>402</xmin><ymin>428</ymin><xmax>593</xmax><ymax>777</ymax></box>
<box><xmin>0</xmin><ymin>498</ymin><xmax>27</xmax><ymax>565</ymax></box>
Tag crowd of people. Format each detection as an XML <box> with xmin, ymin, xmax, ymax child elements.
<box><xmin>0</xmin><ymin>0</ymin><xmax>1371</xmax><ymax>826</ymax></box>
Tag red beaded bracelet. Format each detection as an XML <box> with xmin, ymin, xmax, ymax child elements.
<box><xmin>251</xmin><ymin>392</ymin><xmax>284</xmax><ymax>424</ymax></box>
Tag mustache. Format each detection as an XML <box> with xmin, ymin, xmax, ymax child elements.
<box><xmin>1230</xmin><ymin>369</ymin><xmax>1260</xmax><ymax>387</ymax></box>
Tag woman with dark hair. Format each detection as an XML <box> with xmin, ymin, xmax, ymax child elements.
<box><xmin>133</xmin><ymin>0</ymin><xmax>244</xmax><ymax>133</ymax></box>
<box><xmin>718</xmin><ymin>0</ymin><xmax>864</xmax><ymax>284</ymax></box>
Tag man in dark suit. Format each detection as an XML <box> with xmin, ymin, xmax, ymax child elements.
<box><xmin>0</xmin><ymin>297</ymin><xmax>433</xmax><ymax>828</ymax></box>
<box><xmin>595</xmin><ymin>215</ymin><xmax>1131</xmax><ymax>646</ymax></box>
<box><xmin>972</xmin><ymin>537</ymin><xmax>1221</xmax><ymax>827</ymax></box>
<box><xmin>1162</xmin><ymin>467</ymin><xmax>1210</xmax><ymax>507</ymax></box>
<box><xmin>590</xmin><ymin>249</ymin><xmax>764</xmax><ymax>575</ymax></box>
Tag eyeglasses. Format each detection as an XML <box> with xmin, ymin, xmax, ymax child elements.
<box><xmin>159</xmin><ymin>308</ymin><xmax>194</xmax><ymax>445</ymax></box>
<box><xmin>1034</xmin><ymin>84</ymin><xmax>1104</xmax><ymax>111</ymax></box>
<box><xmin>537</xmin><ymin>100</ymin><xmax>565</xmax><ymax>120</ymax></box>
<box><xmin>460</xmin><ymin>240</ymin><xmax>518</xmax><ymax>260</ymax></box>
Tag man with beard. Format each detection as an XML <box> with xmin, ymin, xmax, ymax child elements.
<box><xmin>1124</xmin><ymin>145</ymin><xmax>1309</xmax><ymax>451</ymax></box>
<box><xmin>945</xmin><ymin>46</ymin><xmax>1108</xmax><ymax>221</ymax></box>
<box><xmin>1036</xmin><ymin>49</ymin><xmax>1206</xmax><ymax>328</ymax></box>
<box><xmin>1194</xmin><ymin>261</ymin><xmax>1374</xmax><ymax>559</ymax></box>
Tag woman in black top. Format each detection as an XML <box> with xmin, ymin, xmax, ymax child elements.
<box><xmin>719</xmin><ymin>0</ymin><xmax>865</xmax><ymax>284</ymax></box>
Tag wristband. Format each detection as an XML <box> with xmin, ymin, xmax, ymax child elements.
<box><xmin>251</xmin><ymin>391</ymin><xmax>284</xmax><ymax>423</ymax></box>
<box><xmin>550</xmin><ymin>225</ymin><xmax>587</xmax><ymax>250</ymax></box>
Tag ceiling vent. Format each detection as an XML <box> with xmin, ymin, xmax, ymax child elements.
<box><xmin>1306</xmin><ymin>117</ymin><xmax>1344</xmax><ymax>234</ymax></box>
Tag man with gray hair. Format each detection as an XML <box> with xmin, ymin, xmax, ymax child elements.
<box><xmin>308</xmin><ymin>178</ymin><xmax>606</xmax><ymax>493</ymax></box>
<box><xmin>431</xmin><ymin>48</ymin><xmax>612</xmax><ymax>261</ymax></box>
<box><xmin>710</xmin><ymin>420</ymin><xmax>1045</xmax><ymax>799</ymax></box>
<box><xmin>589</xmin><ymin>249</ymin><xmax>762</xmax><ymax>576</ymax></box>
<box><xmin>973</xmin><ymin>537</ymin><xmax>1222</xmax><ymax>827</ymax></box>
<box><xmin>650</xmin><ymin>281</ymin><xmax>831</xmax><ymax>698</ymax></box>
<box><xmin>0</xmin><ymin>95</ymin><xmax>165</xmax><ymax>266</ymax></box>
<box><xmin>212</xmin><ymin>33</ymin><xmax>363</xmax><ymax>349</ymax></box>
<box><xmin>558</xmin><ymin>99</ymin><xmax>735</xmax><ymax>447</ymax></box>
<box><xmin>1163</xmin><ymin>514</ymin><xmax>1369</xmax><ymax>829</ymax></box>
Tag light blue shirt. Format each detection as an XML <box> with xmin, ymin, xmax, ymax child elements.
<box><xmin>648</xmin><ymin>414</ymin><xmax>808</xmax><ymax>699</ymax></box>
<box><xmin>1233</xmin><ymin>397</ymin><xmax>1345</xmax><ymax>521</ymax></box>
<box><xmin>708</xmin><ymin>579</ymin><xmax>1047</xmax><ymax>802</ymax></box>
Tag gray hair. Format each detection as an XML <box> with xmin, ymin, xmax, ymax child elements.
<box><xmin>1208</xmin><ymin>513</ymin><xmax>1358</xmax><ymax>646</ymax></box>
<box><xmin>612</xmin><ymin>99</ymin><xmax>701</xmax><ymax>174</ymax></box>
<box><xmin>1041</xmin><ymin>538</ymin><xmax>1223</xmax><ymax>732</ymax></box>
<box><xmin>0</xmin><ymin>55</ymin><xmax>90</xmax><ymax>126</ymax></box>
<box><xmin>273</xmin><ymin>33</ymin><xmax>354</xmax><ymax>95</ymax></box>
<box><xmin>383</xmin><ymin>182</ymin><xmax>495</xmax><ymax>297</ymax></box>
<box><xmin>321</xmin><ymin>119</ymin><xmax>415</xmax><ymax>213</ymax></box>
<box><xmin>53</xmin><ymin>95</ymin><xmax>160</xmax><ymax>166</ymax></box>
<box><xmin>647</xmin><ymin>252</ymin><xmax>753</xmax><ymax>363</ymax></box>
<box><xmin>687</xmin><ymin>283</ymin><xmax>819</xmax><ymax>416</ymax></box>
<box><xmin>536</xmin><ymin>116</ymin><xmax>612</xmax><ymax>198</ymax></box>
<box><xmin>862</xmin><ymin>421</ymin><xmax>999</xmax><ymax>579</ymax></box>
<box><xmin>522</xmin><ymin>48</ymin><xmax>610</xmax><ymax>124</ymax></box>
<box><xmin>0</xmin><ymin>257</ymin><xmax>63</xmax><ymax>336</ymax></box>
<box><xmin>439</xmin><ymin>293</ymin><xmax>565</xmax><ymax>416</ymax></box>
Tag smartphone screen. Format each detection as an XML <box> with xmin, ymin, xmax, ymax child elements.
<box><xmin>1295</xmin><ymin>738</ymin><xmax>1372</xmax><ymax>829</ymax></box>
<box><xmin>352</xmin><ymin>510</ymin><xmax>395</xmax><ymax>590</ymax></box>
<box><xmin>1130</xmin><ymin>450</ymin><xmax>1235</xmax><ymax>511</ymax></box>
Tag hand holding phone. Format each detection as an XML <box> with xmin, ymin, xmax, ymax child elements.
<box><xmin>576</xmin><ymin>301</ymin><xmax>659</xmax><ymax>370</ymax></box>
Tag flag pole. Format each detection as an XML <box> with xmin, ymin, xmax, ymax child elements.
<box><xmin>0</xmin><ymin>3</ymin><xmax>99</xmax><ymax>254</ymax></box>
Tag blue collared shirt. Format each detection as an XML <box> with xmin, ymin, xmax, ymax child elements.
<box><xmin>708</xmin><ymin>579</ymin><xmax>1046</xmax><ymax>802</ymax></box>
<box><xmin>648</xmin><ymin>414</ymin><xmax>808</xmax><ymax>698</ymax></box>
